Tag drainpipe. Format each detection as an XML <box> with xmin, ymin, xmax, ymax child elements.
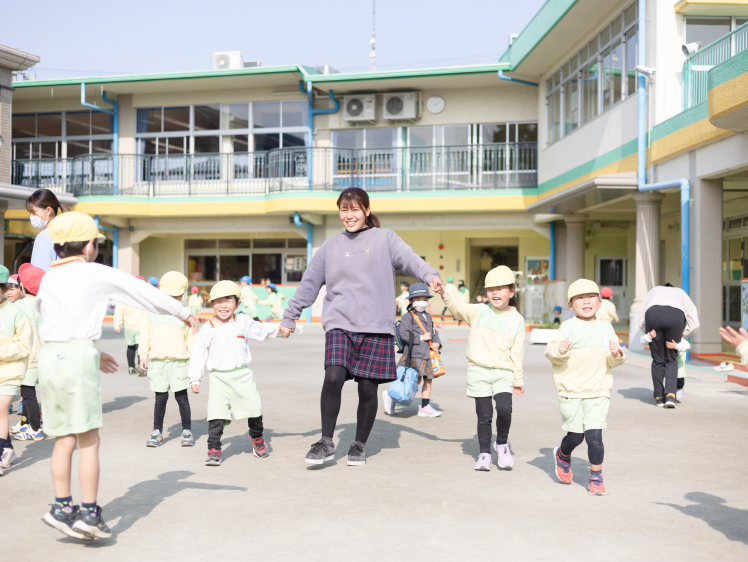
<box><xmin>299</xmin><ymin>81</ymin><xmax>340</xmax><ymax>190</ymax></box>
<box><xmin>81</xmin><ymin>83</ymin><xmax>119</xmax><ymax>194</ymax></box>
<box><xmin>293</xmin><ymin>211</ymin><xmax>313</xmax><ymax>324</ymax></box>
<box><xmin>549</xmin><ymin>221</ymin><xmax>556</xmax><ymax>281</ymax></box>
<box><xmin>497</xmin><ymin>70</ymin><xmax>538</xmax><ymax>87</ymax></box>
<box><xmin>94</xmin><ymin>215</ymin><xmax>118</xmax><ymax>269</ymax></box>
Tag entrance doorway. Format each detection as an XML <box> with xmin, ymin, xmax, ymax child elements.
<box><xmin>596</xmin><ymin>256</ymin><xmax>627</xmax><ymax>320</ymax></box>
<box><xmin>469</xmin><ymin>240</ymin><xmax>519</xmax><ymax>299</ymax></box>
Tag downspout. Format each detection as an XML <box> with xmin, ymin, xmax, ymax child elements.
<box><xmin>293</xmin><ymin>211</ymin><xmax>313</xmax><ymax>324</ymax></box>
<box><xmin>549</xmin><ymin>221</ymin><xmax>555</xmax><ymax>281</ymax></box>
<box><xmin>94</xmin><ymin>215</ymin><xmax>118</xmax><ymax>269</ymax></box>
<box><xmin>299</xmin><ymin>81</ymin><xmax>340</xmax><ymax>190</ymax></box>
<box><xmin>81</xmin><ymin>83</ymin><xmax>119</xmax><ymax>194</ymax></box>
<box><xmin>497</xmin><ymin>70</ymin><xmax>538</xmax><ymax>87</ymax></box>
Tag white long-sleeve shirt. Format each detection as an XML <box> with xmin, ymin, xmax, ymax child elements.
<box><xmin>188</xmin><ymin>314</ymin><xmax>279</xmax><ymax>386</ymax></box>
<box><xmin>36</xmin><ymin>257</ymin><xmax>191</xmax><ymax>342</ymax></box>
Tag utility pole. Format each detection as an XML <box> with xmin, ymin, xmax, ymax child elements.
<box><xmin>370</xmin><ymin>0</ymin><xmax>376</xmax><ymax>72</ymax></box>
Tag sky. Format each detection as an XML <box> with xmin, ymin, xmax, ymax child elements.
<box><xmin>3</xmin><ymin>0</ymin><xmax>547</xmax><ymax>81</ymax></box>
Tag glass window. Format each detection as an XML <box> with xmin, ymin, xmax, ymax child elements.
<box><xmin>165</xmin><ymin>137</ymin><xmax>185</xmax><ymax>154</ymax></box>
<box><xmin>252</xmin><ymin>254</ymin><xmax>282</xmax><ymax>284</ymax></box>
<box><xmin>729</xmin><ymin>238</ymin><xmax>742</xmax><ymax>280</ymax></box>
<box><xmin>232</xmin><ymin>135</ymin><xmax>249</xmax><ymax>152</ymax></box>
<box><xmin>626</xmin><ymin>28</ymin><xmax>637</xmax><ymax>97</ymax></box>
<box><xmin>508</xmin><ymin>124</ymin><xmax>516</xmax><ymax>142</ymax></box>
<box><xmin>188</xmin><ymin>256</ymin><xmax>217</xmax><ymax>282</ymax></box>
<box><xmin>194</xmin><ymin>105</ymin><xmax>221</xmax><ymax>131</ymax></box>
<box><xmin>38</xmin><ymin>142</ymin><xmax>61</xmax><ymax>159</ymax></box>
<box><xmin>564</xmin><ymin>79</ymin><xmax>579</xmax><ymax>134</ymax></box>
<box><xmin>333</xmin><ymin>129</ymin><xmax>364</xmax><ymax>149</ymax></box>
<box><xmin>194</xmin><ymin>136</ymin><xmax>220</xmax><ymax>153</ymax></box>
<box><xmin>743</xmin><ymin>237</ymin><xmax>748</xmax><ymax>278</ymax></box>
<box><xmin>223</xmin><ymin>104</ymin><xmax>249</xmax><ymax>129</ymax></box>
<box><xmin>282</xmin><ymin>132</ymin><xmax>306</xmax><ymax>147</ymax></box>
<box><xmin>365</xmin><ymin>128</ymin><xmax>396</xmax><ymax>148</ymax></box>
<box><xmin>737</xmin><ymin>18</ymin><xmax>748</xmax><ymax>28</ymax></box>
<box><xmin>612</xmin><ymin>14</ymin><xmax>622</xmax><ymax>37</ymax></box>
<box><xmin>66</xmin><ymin>140</ymin><xmax>89</xmax><ymax>157</ymax></box>
<box><xmin>36</xmin><ymin>113</ymin><xmax>62</xmax><ymax>137</ymax></box>
<box><xmin>723</xmin><ymin>239</ymin><xmax>728</xmax><ymax>282</ymax></box>
<box><xmin>579</xmin><ymin>45</ymin><xmax>588</xmax><ymax>64</ymax></box>
<box><xmin>218</xmin><ymin>239</ymin><xmax>252</xmax><ymax>249</ymax></box>
<box><xmin>285</xmin><ymin>255</ymin><xmax>307</xmax><ymax>283</ymax></box>
<box><xmin>66</xmin><ymin>111</ymin><xmax>90</xmax><ymax>136</ymax></box>
<box><xmin>601</xmin><ymin>25</ymin><xmax>610</xmax><ymax>47</ymax></box>
<box><xmin>91</xmin><ymin>140</ymin><xmax>112</xmax><ymax>154</ymax></box>
<box><xmin>14</xmin><ymin>143</ymin><xmax>31</xmax><ymax>159</ymax></box>
<box><xmin>588</xmin><ymin>37</ymin><xmax>598</xmax><ymax>58</ymax></box>
<box><xmin>288</xmin><ymin>238</ymin><xmax>307</xmax><ymax>248</ymax></box>
<box><xmin>686</xmin><ymin>18</ymin><xmax>731</xmax><ymax>49</ymax></box>
<box><xmin>139</xmin><ymin>138</ymin><xmax>157</xmax><ymax>155</ymax></box>
<box><xmin>91</xmin><ymin>112</ymin><xmax>112</xmax><ymax>135</ymax></box>
<box><xmin>220</xmin><ymin>255</ymin><xmax>249</xmax><ymax>281</ymax></box>
<box><xmin>729</xmin><ymin>285</ymin><xmax>741</xmax><ymax>323</ymax></box>
<box><xmin>163</xmin><ymin>107</ymin><xmax>190</xmax><ymax>132</ymax></box>
<box><xmin>137</xmin><ymin>108</ymin><xmax>162</xmax><ymax>133</ymax></box>
<box><xmin>253</xmin><ymin>102</ymin><xmax>281</xmax><ymax>128</ymax></box>
<box><xmin>583</xmin><ymin>63</ymin><xmax>598</xmax><ymax>123</ymax></box>
<box><xmin>254</xmin><ymin>133</ymin><xmax>280</xmax><ymax>151</ymax></box>
<box><xmin>518</xmin><ymin>123</ymin><xmax>538</xmax><ymax>142</ymax></box>
<box><xmin>482</xmin><ymin>124</ymin><xmax>507</xmax><ymax>143</ymax></box>
<box><xmin>186</xmin><ymin>240</ymin><xmax>217</xmax><ymax>249</ymax></box>
<box><xmin>12</xmin><ymin>114</ymin><xmax>35</xmax><ymax>138</ymax></box>
<box><xmin>602</xmin><ymin>43</ymin><xmax>622</xmax><ymax>111</ymax></box>
<box><xmin>547</xmin><ymin>90</ymin><xmax>561</xmax><ymax>144</ymax></box>
<box><xmin>624</xmin><ymin>2</ymin><xmax>637</xmax><ymax>27</ymax></box>
<box><xmin>281</xmin><ymin>101</ymin><xmax>307</xmax><ymax>127</ymax></box>
<box><xmin>409</xmin><ymin>126</ymin><xmax>433</xmax><ymax>147</ymax></box>
<box><xmin>444</xmin><ymin>125</ymin><xmax>470</xmax><ymax>145</ymax></box>
<box><xmin>254</xmin><ymin>238</ymin><xmax>285</xmax><ymax>248</ymax></box>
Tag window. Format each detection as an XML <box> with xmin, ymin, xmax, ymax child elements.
<box><xmin>547</xmin><ymin>90</ymin><xmax>561</xmax><ymax>144</ymax></box>
<box><xmin>582</xmin><ymin>62</ymin><xmax>598</xmax><ymax>124</ymax></box>
<box><xmin>66</xmin><ymin>112</ymin><xmax>90</xmax><ymax>136</ymax></box>
<box><xmin>333</xmin><ymin>128</ymin><xmax>396</xmax><ymax>149</ymax></box>
<box><xmin>408</xmin><ymin>125</ymin><xmax>470</xmax><ymax>147</ymax></box>
<box><xmin>223</xmin><ymin>104</ymin><xmax>249</xmax><ymax>129</ymax></box>
<box><xmin>685</xmin><ymin>18</ymin><xmax>731</xmax><ymax>50</ymax></box>
<box><xmin>37</xmin><ymin>113</ymin><xmax>62</xmax><ymax>137</ymax></box>
<box><xmin>194</xmin><ymin>105</ymin><xmax>221</xmax><ymax>131</ymax></box>
<box><xmin>12</xmin><ymin>111</ymin><xmax>114</xmax><ymax>159</ymax></box>
<box><xmin>12</xmin><ymin>114</ymin><xmax>36</xmax><ymax>138</ymax></box>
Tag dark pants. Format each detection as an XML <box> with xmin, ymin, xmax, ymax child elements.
<box><xmin>475</xmin><ymin>393</ymin><xmax>513</xmax><ymax>453</ymax></box>
<box><xmin>320</xmin><ymin>366</ymin><xmax>379</xmax><ymax>444</ymax></box>
<box><xmin>560</xmin><ymin>429</ymin><xmax>604</xmax><ymax>465</ymax></box>
<box><xmin>207</xmin><ymin>416</ymin><xmax>263</xmax><ymax>451</ymax></box>
<box><xmin>20</xmin><ymin>385</ymin><xmax>41</xmax><ymax>431</ymax></box>
<box><xmin>645</xmin><ymin>305</ymin><xmax>687</xmax><ymax>398</ymax></box>
<box><xmin>126</xmin><ymin>344</ymin><xmax>138</xmax><ymax>369</ymax></box>
<box><xmin>153</xmin><ymin>389</ymin><xmax>191</xmax><ymax>432</ymax></box>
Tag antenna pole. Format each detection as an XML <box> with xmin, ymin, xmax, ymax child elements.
<box><xmin>370</xmin><ymin>0</ymin><xmax>376</xmax><ymax>72</ymax></box>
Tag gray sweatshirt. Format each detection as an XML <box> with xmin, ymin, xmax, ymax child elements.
<box><xmin>281</xmin><ymin>227</ymin><xmax>440</xmax><ymax>335</ymax></box>
<box><xmin>400</xmin><ymin>310</ymin><xmax>442</xmax><ymax>359</ymax></box>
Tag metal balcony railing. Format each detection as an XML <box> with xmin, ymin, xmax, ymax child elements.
<box><xmin>683</xmin><ymin>21</ymin><xmax>748</xmax><ymax>110</ymax></box>
<box><xmin>11</xmin><ymin>143</ymin><xmax>538</xmax><ymax>197</ymax></box>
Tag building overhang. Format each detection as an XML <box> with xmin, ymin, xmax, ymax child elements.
<box><xmin>0</xmin><ymin>44</ymin><xmax>39</xmax><ymax>72</ymax></box>
<box><xmin>525</xmin><ymin>174</ymin><xmax>637</xmax><ymax>215</ymax></box>
<box><xmin>708</xmin><ymin>49</ymin><xmax>748</xmax><ymax>131</ymax></box>
<box><xmin>675</xmin><ymin>0</ymin><xmax>748</xmax><ymax>16</ymax></box>
<box><xmin>0</xmin><ymin>183</ymin><xmax>77</xmax><ymax>210</ymax></box>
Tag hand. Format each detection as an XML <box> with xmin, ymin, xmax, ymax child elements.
<box><xmin>422</xmin><ymin>333</ymin><xmax>432</xmax><ymax>341</ymax></box>
<box><xmin>184</xmin><ymin>315</ymin><xmax>199</xmax><ymax>334</ymax></box>
<box><xmin>431</xmin><ymin>343</ymin><xmax>440</xmax><ymax>351</ymax></box>
<box><xmin>114</xmin><ymin>327</ymin><xmax>121</xmax><ymax>334</ymax></box>
<box><xmin>191</xmin><ymin>384</ymin><xmax>200</xmax><ymax>394</ymax></box>
<box><xmin>430</xmin><ymin>278</ymin><xmax>445</xmax><ymax>295</ymax></box>
<box><xmin>99</xmin><ymin>352</ymin><xmax>119</xmax><ymax>374</ymax></box>
<box><xmin>559</xmin><ymin>340</ymin><xmax>571</xmax><ymax>352</ymax></box>
<box><xmin>513</xmin><ymin>385</ymin><xmax>524</xmax><ymax>396</ymax></box>
<box><xmin>665</xmin><ymin>340</ymin><xmax>678</xmax><ymax>350</ymax></box>
<box><xmin>609</xmin><ymin>339</ymin><xmax>622</xmax><ymax>358</ymax></box>
<box><xmin>139</xmin><ymin>357</ymin><xmax>148</xmax><ymax>371</ymax></box>
<box><xmin>719</xmin><ymin>326</ymin><xmax>748</xmax><ymax>350</ymax></box>
<box><xmin>648</xmin><ymin>329</ymin><xmax>656</xmax><ymax>339</ymax></box>
<box><xmin>279</xmin><ymin>326</ymin><xmax>294</xmax><ymax>338</ymax></box>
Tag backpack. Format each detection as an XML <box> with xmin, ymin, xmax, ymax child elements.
<box><xmin>394</xmin><ymin>320</ymin><xmax>405</xmax><ymax>354</ymax></box>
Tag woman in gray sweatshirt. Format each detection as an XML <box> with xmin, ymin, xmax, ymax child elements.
<box><xmin>280</xmin><ymin>187</ymin><xmax>442</xmax><ymax>467</ymax></box>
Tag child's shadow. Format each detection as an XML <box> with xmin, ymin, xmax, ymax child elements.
<box><xmin>163</xmin><ymin>417</ymin><xmax>207</xmax><ymax>445</ymax></box>
<box><xmin>527</xmin><ymin>447</ymin><xmax>588</xmax><ymax>488</ymax></box>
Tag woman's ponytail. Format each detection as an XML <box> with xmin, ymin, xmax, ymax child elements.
<box><xmin>366</xmin><ymin>212</ymin><xmax>380</xmax><ymax>228</ymax></box>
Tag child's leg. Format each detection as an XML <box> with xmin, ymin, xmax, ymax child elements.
<box><xmin>153</xmin><ymin>392</ymin><xmax>168</xmax><ymax>432</ymax></box>
<box><xmin>320</xmin><ymin>366</ymin><xmax>347</xmax><ymax>439</ymax></box>
<box><xmin>76</xmin><ymin>429</ymin><xmax>100</xmax><ymax>505</ymax></box>
<box><xmin>493</xmin><ymin>392</ymin><xmax>512</xmax><ymax>445</ymax></box>
<box><xmin>247</xmin><ymin>415</ymin><xmax>263</xmax><ymax>439</ymax></box>
<box><xmin>207</xmin><ymin>420</ymin><xmax>224</xmax><ymax>450</ymax></box>
<box><xmin>677</xmin><ymin>377</ymin><xmax>685</xmax><ymax>390</ymax></box>
<box><xmin>474</xmin><ymin>397</ymin><xmax>493</xmax><ymax>454</ymax></box>
<box><xmin>421</xmin><ymin>378</ymin><xmax>432</xmax><ymax>407</ymax></box>
<box><xmin>584</xmin><ymin>429</ymin><xmax>604</xmax><ymax>471</ymax></box>
<box><xmin>50</xmin><ymin>434</ymin><xmax>77</xmax><ymax>498</ymax></box>
<box><xmin>174</xmin><ymin>389</ymin><xmax>191</xmax><ymax>430</ymax></box>
<box><xmin>355</xmin><ymin>379</ymin><xmax>378</xmax><ymax>443</ymax></box>
<box><xmin>20</xmin><ymin>386</ymin><xmax>41</xmax><ymax>431</ymax></box>
<box><xmin>126</xmin><ymin>345</ymin><xmax>138</xmax><ymax>369</ymax></box>
<box><xmin>0</xmin><ymin>395</ymin><xmax>12</xmax><ymax>441</ymax></box>
<box><xmin>559</xmin><ymin>432</ymin><xmax>585</xmax><ymax>458</ymax></box>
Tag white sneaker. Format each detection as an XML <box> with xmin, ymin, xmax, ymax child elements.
<box><xmin>382</xmin><ymin>390</ymin><xmax>395</xmax><ymax>415</ymax></box>
<box><xmin>675</xmin><ymin>389</ymin><xmax>684</xmax><ymax>401</ymax></box>
<box><xmin>715</xmin><ymin>362</ymin><xmax>734</xmax><ymax>372</ymax></box>
<box><xmin>10</xmin><ymin>421</ymin><xmax>25</xmax><ymax>434</ymax></box>
<box><xmin>418</xmin><ymin>404</ymin><xmax>442</xmax><ymax>417</ymax></box>
<box><xmin>1</xmin><ymin>448</ymin><xmax>17</xmax><ymax>469</ymax></box>
<box><xmin>474</xmin><ymin>453</ymin><xmax>492</xmax><ymax>471</ymax></box>
<box><xmin>494</xmin><ymin>442</ymin><xmax>514</xmax><ymax>468</ymax></box>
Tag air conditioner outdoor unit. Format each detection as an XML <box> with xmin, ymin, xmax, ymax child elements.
<box><xmin>382</xmin><ymin>92</ymin><xmax>420</xmax><ymax>121</ymax></box>
<box><xmin>213</xmin><ymin>51</ymin><xmax>244</xmax><ymax>70</ymax></box>
<box><xmin>343</xmin><ymin>95</ymin><xmax>377</xmax><ymax>122</ymax></box>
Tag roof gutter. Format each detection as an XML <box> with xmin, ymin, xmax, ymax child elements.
<box><xmin>497</xmin><ymin>69</ymin><xmax>538</xmax><ymax>87</ymax></box>
<box><xmin>81</xmin><ymin>83</ymin><xmax>118</xmax><ymax>194</ymax></box>
<box><xmin>525</xmin><ymin>176</ymin><xmax>637</xmax><ymax>214</ymax></box>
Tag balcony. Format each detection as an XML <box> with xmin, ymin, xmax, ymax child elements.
<box><xmin>11</xmin><ymin>144</ymin><xmax>537</xmax><ymax>197</ymax></box>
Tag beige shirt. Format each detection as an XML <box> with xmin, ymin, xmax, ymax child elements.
<box><xmin>638</xmin><ymin>286</ymin><xmax>699</xmax><ymax>338</ymax></box>
<box><xmin>113</xmin><ymin>302</ymin><xmax>148</xmax><ymax>331</ymax></box>
<box><xmin>139</xmin><ymin>310</ymin><xmax>196</xmax><ymax>361</ymax></box>
<box><xmin>0</xmin><ymin>300</ymin><xmax>32</xmax><ymax>387</ymax></box>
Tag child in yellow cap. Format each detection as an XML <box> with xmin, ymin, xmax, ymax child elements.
<box><xmin>435</xmin><ymin>265</ymin><xmax>525</xmax><ymax>472</ymax></box>
<box><xmin>544</xmin><ymin>279</ymin><xmax>625</xmax><ymax>497</ymax></box>
<box><xmin>188</xmin><ymin>286</ymin><xmax>203</xmax><ymax>320</ymax></box>
<box><xmin>139</xmin><ymin>271</ymin><xmax>197</xmax><ymax>448</ymax></box>
<box><xmin>36</xmin><ymin>212</ymin><xmax>198</xmax><ymax>541</ymax></box>
<box><xmin>113</xmin><ymin>278</ymin><xmax>148</xmax><ymax>376</ymax></box>
<box><xmin>189</xmin><ymin>280</ymin><xmax>288</xmax><ymax>467</ymax></box>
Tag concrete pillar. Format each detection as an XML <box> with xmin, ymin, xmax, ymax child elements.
<box><xmin>117</xmin><ymin>228</ymin><xmax>140</xmax><ymax>275</ymax></box>
<box><xmin>0</xmin><ymin>200</ymin><xmax>7</xmax><ymax>266</ymax></box>
<box><xmin>0</xmin><ymin>68</ymin><xmax>12</xmax><ymax>184</ymax></box>
<box><xmin>555</xmin><ymin>222</ymin><xmax>568</xmax><ymax>281</ymax></box>
<box><xmin>690</xmin><ymin>176</ymin><xmax>723</xmax><ymax>354</ymax></box>
<box><xmin>629</xmin><ymin>191</ymin><xmax>664</xmax><ymax>350</ymax></box>
<box><xmin>564</xmin><ymin>214</ymin><xmax>587</xmax><ymax>282</ymax></box>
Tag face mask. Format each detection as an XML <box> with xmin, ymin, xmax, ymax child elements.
<box><xmin>30</xmin><ymin>214</ymin><xmax>48</xmax><ymax>229</ymax></box>
<box><xmin>413</xmin><ymin>301</ymin><xmax>429</xmax><ymax>312</ymax></box>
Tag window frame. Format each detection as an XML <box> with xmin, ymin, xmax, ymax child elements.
<box><xmin>11</xmin><ymin>110</ymin><xmax>114</xmax><ymax>159</ymax></box>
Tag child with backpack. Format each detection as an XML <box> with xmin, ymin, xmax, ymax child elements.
<box><xmin>258</xmin><ymin>283</ymin><xmax>286</xmax><ymax>322</ymax></box>
<box><xmin>383</xmin><ymin>283</ymin><xmax>442</xmax><ymax>418</ymax></box>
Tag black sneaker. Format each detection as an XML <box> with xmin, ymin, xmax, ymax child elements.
<box><xmin>72</xmin><ymin>506</ymin><xmax>112</xmax><ymax>539</ymax></box>
<box><xmin>42</xmin><ymin>504</ymin><xmax>91</xmax><ymax>541</ymax></box>
<box><xmin>664</xmin><ymin>393</ymin><xmax>678</xmax><ymax>409</ymax></box>
<box><xmin>304</xmin><ymin>439</ymin><xmax>335</xmax><ymax>465</ymax></box>
<box><xmin>127</xmin><ymin>367</ymin><xmax>138</xmax><ymax>376</ymax></box>
<box><xmin>347</xmin><ymin>441</ymin><xmax>366</xmax><ymax>466</ymax></box>
<box><xmin>205</xmin><ymin>448</ymin><xmax>222</xmax><ymax>466</ymax></box>
<box><xmin>655</xmin><ymin>396</ymin><xmax>664</xmax><ymax>407</ymax></box>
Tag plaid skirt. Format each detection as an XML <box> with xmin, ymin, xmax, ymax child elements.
<box><xmin>324</xmin><ymin>329</ymin><xmax>396</xmax><ymax>382</ymax></box>
<box><xmin>398</xmin><ymin>356</ymin><xmax>433</xmax><ymax>379</ymax></box>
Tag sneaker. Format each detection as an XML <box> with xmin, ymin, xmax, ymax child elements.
<box><xmin>10</xmin><ymin>421</ymin><xmax>26</xmax><ymax>434</ymax></box>
<box><xmin>418</xmin><ymin>404</ymin><xmax>442</xmax><ymax>417</ymax></box>
<box><xmin>655</xmin><ymin>396</ymin><xmax>665</xmax><ymax>407</ymax></box>
<box><xmin>1</xmin><ymin>448</ymin><xmax>17</xmax><ymax>469</ymax></box>
<box><xmin>664</xmin><ymin>393</ymin><xmax>678</xmax><ymax>408</ymax></box>
<box><xmin>128</xmin><ymin>367</ymin><xmax>138</xmax><ymax>376</ymax></box>
<box><xmin>146</xmin><ymin>430</ymin><xmax>163</xmax><ymax>447</ymax></box>
<box><xmin>16</xmin><ymin>401</ymin><xmax>23</xmax><ymax>415</ymax></box>
<box><xmin>42</xmin><ymin>504</ymin><xmax>91</xmax><ymax>541</ymax></box>
<box><xmin>553</xmin><ymin>446</ymin><xmax>573</xmax><ymax>484</ymax></box>
<box><xmin>347</xmin><ymin>441</ymin><xmax>366</xmax><ymax>466</ymax></box>
<box><xmin>675</xmin><ymin>389</ymin><xmax>684</xmax><ymax>401</ymax></box>
<box><xmin>180</xmin><ymin>430</ymin><xmax>195</xmax><ymax>447</ymax></box>
<box><xmin>251</xmin><ymin>435</ymin><xmax>269</xmax><ymax>458</ymax></box>
<box><xmin>304</xmin><ymin>439</ymin><xmax>336</xmax><ymax>465</ymax></box>
<box><xmin>137</xmin><ymin>368</ymin><xmax>146</xmax><ymax>377</ymax></box>
<box><xmin>474</xmin><ymin>453</ymin><xmax>492</xmax><ymax>471</ymax></box>
<box><xmin>72</xmin><ymin>506</ymin><xmax>112</xmax><ymax>539</ymax></box>
<box><xmin>13</xmin><ymin>426</ymin><xmax>44</xmax><ymax>441</ymax></box>
<box><xmin>205</xmin><ymin>448</ymin><xmax>222</xmax><ymax>466</ymax></box>
<box><xmin>382</xmin><ymin>390</ymin><xmax>395</xmax><ymax>416</ymax></box>
<box><xmin>7</xmin><ymin>403</ymin><xmax>11</xmax><ymax>414</ymax></box>
<box><xmin>588</xmin><ymin>474</ymin><xmax>608</xmax><ymax>496</ymax></box>
<box><xmin>494</xmin><ymin>442</ymin><xmax>514</xmax><ymax>468</ymax></box>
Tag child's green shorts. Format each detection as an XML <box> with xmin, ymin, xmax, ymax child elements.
<box><xmin>466</xmin><ymin>365</ymin><xmax>514</xmax><ymax>397</ymax></box>
<box><xmin>147</xmin><ymin>359</ymin><xmax>189</xmax><ymax>393</ymax></box>
<box><xmin>124</xmin><ymin>328</ymin><xmax>141</xmax><ymax>346</ymax></box>
<box><xmin>0</xmin><ymin>383</ymin><xmax>19</xmax><ymax>396</ymax></box>
<box><xmin>207</xmin><ymin>367</ymin><xmax>261</xmax><ymax>422</ymax></box>
<box><xmin>21</xmin><ymin>366</ymin><xmax>38</xmax><ymax>387</ymax></box>
<box><xmin>38</xmin><ymin>341</ymin><xmax>101</xmax><ymax>437</ymax></box>
<box><xmin>558</xmin><ymin>396</ymin><xmax>610</xmax><ymax>433</ymax></box>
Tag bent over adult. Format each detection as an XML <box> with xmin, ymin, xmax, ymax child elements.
<box><xmin>638</xmin><ymin>283</ymin><xmax>699</xmax><ymax>408</ymax></box>
<box><xmin>279</xmin><ymin>187</ymin><xmax>443</xmax><ymax>466</ymax></box>
<box><xmin>26</xmin><ymin>189</ymin><xmax>71</xmax><ymax>271</ymax></box>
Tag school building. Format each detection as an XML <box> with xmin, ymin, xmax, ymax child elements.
<box><xmin>6</xmin><ymin>0</ymin><xmax>748</xmax><ymax>353</ymax></box>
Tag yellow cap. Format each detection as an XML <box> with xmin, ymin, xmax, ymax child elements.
<box><xmin>567</xmin><ymin>279</ymin><xmax>601</xmax><ymax>301</ymax></box>
<box><xmin>159</xmin><ymin>271</ymin><xmax>188</xmax><ymax>297</ymax></box>
<box><xmin>48</xmin><ymin>212</ymin><xmax>106</xmax><ymax>245</ymax></box>
<box><xmin>484</xmin><ymin>265</ymin><xmax>515</xmax><ymax>288</ymax></box>
<box><xmin>209</xmin><ymin>280</ymin><xmax>241</xmax><ymax>302</ymax></box>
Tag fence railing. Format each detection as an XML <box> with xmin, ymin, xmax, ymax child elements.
<box><xmin>683</xmin><ymin>21</ymin><xmax>748</xmax><ymax>110</ymax></box>
<box><xmin>11</xmin><ymin>143</ymin><xmax>538</xmax><ymax>197</ymax></box>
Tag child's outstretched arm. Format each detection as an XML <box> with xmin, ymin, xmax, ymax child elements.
<box><xmin>138</xmin><ymin>315</ymin><xmax>152</xmax><ymax>371</ymax></box>
<box><xmin>246</xmin><ymin>315</ymin><xmax>282</xmax><ymax>340</ymax></box>
<box><xmin>188</xmin><ymin>326</ymin><xmax>209</xmax><ymax>393</ymax></box>
<box><xmin>510</xmin><ymin>328</ymin><xmax>525</xmax><ymax>395</ymax></box>
<box><xmin>0</xmin><ymin>317</ymin><xmax>32</xmax><ymax>362</ymax></box>
<box><xmin>544</xmin><ymin>329</ymin><xmax>571</xmax><ymax>364</ymax></box>
<box><xmin>439</xmin><ymin>288</ymin><xmax>481</xmax><ymax>326</ymax></box>
<box><xmin>719</xmin><ymin>326</ymin><xmax>748</xmax><ymax>366</ymax></box>
<box><xmin>606</xmin><ymin>338</ymin><xmax>626</xmax><ymax>368</ymax></box>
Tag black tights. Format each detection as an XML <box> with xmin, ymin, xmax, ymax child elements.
<box><xmin>320</xmin><ymin>365</ymin><xmax>379</xmax><ymax>444</ymax></box>
<box><xmin>560</xmin><ymin>429</ymin><xmax>604</xmax><ymax>465</ymax></box>
<box><xmin>153</xmin><ymin>389</ymin><xmax>191</xmax><ymax>432</ymax></box>
<box><xmin>20</xmin><ymin>385</ymin><xmax>41</xmax><ymax>431</ymax></box>
<box><xmin>475</xmin><ymin>393</ymin><xmax>513</xmax><ymax>453</ymax></box>
<box><xmin>208</xmin><ymin>416</ymin><xmax>263</xmax><ymax>450</ymax></box>
<box><xmin>126</xmin><ymin>344</ymin><xmax>138</xmax><ymax>369</ymax></box>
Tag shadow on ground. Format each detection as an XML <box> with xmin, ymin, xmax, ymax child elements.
<box><xmin>102</xmin><ymin>396</ymin><xmax>147</xmax><ymax>414</ymax></box>
<box><xmin>617</xmin><ymin>387</ymin><xmax>656</xmax><ymax>406</ymax></box>
<box><xmin>656</xmin><ymin>492</ymin><xmax>748</xmax><ymax>545</ymax></box>
<box><xmin>527</xmin><ymin>447</ymin><xmax>590</xmax><ymax>489</ymax></box>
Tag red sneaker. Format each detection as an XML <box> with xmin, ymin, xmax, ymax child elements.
<box><xmin>205</xmin><ymin>448</ymin><xmax>222</xmax><ymax>466</ymax></box>
<box><xmin>588</xmin><ymin>475</ymin><xmax>608</xmax><ymax>496</ymax></box>
<box><xmin>251</xmin><ymin>435</ymin><xmax>269</xmax><ymax>458</ymax></box>
<box><xmin>553</xmin><ymin>446</ymin><xmax>573</xmax><ymax>484</ymax></box>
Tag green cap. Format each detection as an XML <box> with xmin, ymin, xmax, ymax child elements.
<box><xmin>0</xmin><ymin>265</ymin><xmax>9</xmax><ymax>284</ymax></box>
<box><xmin>447</xmin><ymin>276</ymin><xmax>454</xmax><ymax>283</ymax></box>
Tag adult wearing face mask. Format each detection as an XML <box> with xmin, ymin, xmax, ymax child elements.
<box><xmin>26</xmin><ymin>189</ymin><xmax>71</xmax><ymax>271</ymax></box>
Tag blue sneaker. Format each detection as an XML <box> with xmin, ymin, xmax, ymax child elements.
<box><xmin>42</xmin><ymin>504</ymin><xmax>91</xmax><ymax>541</ymax></box>
<box><xmin>16</xmin><ymin>401</ymin><xmax>23</xmax><ymax>415</ymax></box>
<box><xmin>13</xmin><ymin>426</ymin><xmax>44</xmax><ymax>441</ymax></box>
<box><xmin>7</xmin><ymin>403</ymin><xmax>12</xmax><ymax>414</ymax></box>
<box><xmin>180</xmin><ymin>430</ymin><xmax>195</xmax><ymax>447</ymax></box>
<box><xmin>72</xmin><ymin>506</ymin><xmax>112</xmax><ymax>539</ymax></box>
<box><xmin>146</xmin><ymin>430</ymin><xmax>163</xmax><ymax>447</ymax></box>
